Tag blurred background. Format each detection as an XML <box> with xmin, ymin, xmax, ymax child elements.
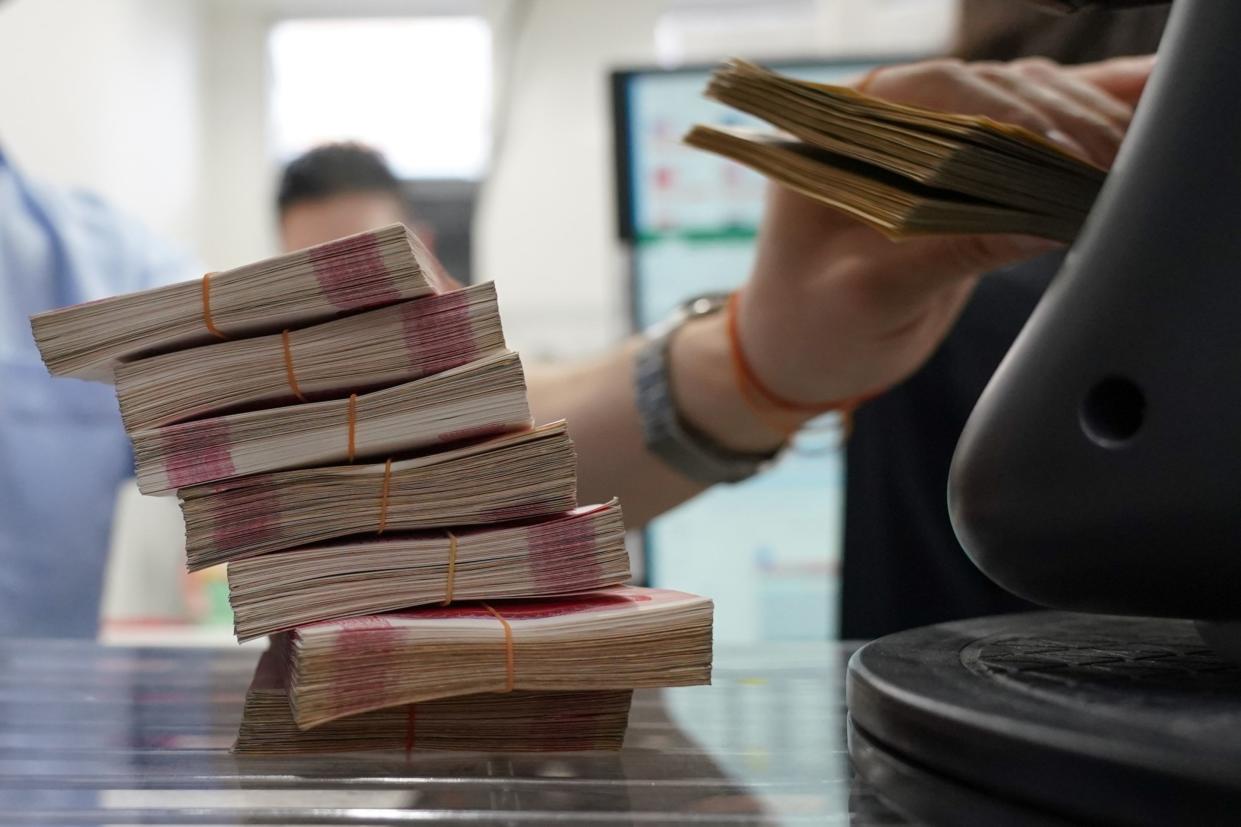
<box><xmin>0</xmin><ymin>0</ymin><xmax>960</xmax><ymax>644</ymax></box>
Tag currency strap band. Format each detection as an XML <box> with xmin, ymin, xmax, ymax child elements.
<box><xmin>279</xmin><ymin>338</ymin><xmax>360</xmax><ymax>458</ymax></box>
<box><xmin>377</xmin><ymin>459</ymin><xmax>393</xmax><ymax>534</ymax></box>
<box><xmin>407</xmin><ymin>598</ymin><xmax>504</xmax><ymax>754</ymax></box>
<box><xmin>442</xmin><ymin>532</ymin><xmax>458</xmax><ymax>605</ymax></box>
<box><xmin>280</xmin><ymin>330</ymin><xmax>307</xmax><ymax>402</ymax></box>
<box><xmin>346</xmin><ymin>394</ymin><xmax>358</xmax><ymax>462</ymax></box>
<box><xmin>481</xmin><ymin>603</ymin><xmax>515</xmax><ymax>692</ymax></box>
<box><xmin>201</xmin><ymin>273</ymin><xmax>229</xmax><ymax>340</ymax></box>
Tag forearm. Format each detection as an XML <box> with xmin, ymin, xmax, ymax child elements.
<box><xmin>525</xmin><ymin>314</ymin><xmax>788</xmax><ymax>529</ymax></box>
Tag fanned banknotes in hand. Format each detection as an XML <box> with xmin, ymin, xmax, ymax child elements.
<box><xmin>686</xmin><ymin>59</ymin><xmax>1106</xmax><ymax>242</ymax></box>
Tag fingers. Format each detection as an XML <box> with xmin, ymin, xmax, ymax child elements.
<box><xmin>973</xmin><ymin>61</ymin><xmax>1126</xmax><ymax>167</ymax></box>
<box><xmin>867</xmin><ymin>59</ymin><xmax>1089</xmax><ymax>159</ymax></box>
<box><xmin>862</xmin><ymin>57</ymin><xmax>1138</xmax><ymax>167</ymax></box>
<box><xmin>1067</xmin><ymin>54</ymin><xmax>1156</xmax><ymax>107</ymax></box>
<box><xmin>1013</xmin><ymin>57</ymin><xmax>1132</xmax><ymax>131</ymax></box>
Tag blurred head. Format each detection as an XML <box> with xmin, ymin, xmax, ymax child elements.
<box><xmin>277</xmin><ymin>142</ymin><xmax>428</xmax><ymax>252</ymax></box>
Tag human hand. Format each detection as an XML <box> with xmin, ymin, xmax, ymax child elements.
<box><xmin>726</xmin><ymin>55</ymin><xmax>1154</xmax><ymax>436</ymax></box>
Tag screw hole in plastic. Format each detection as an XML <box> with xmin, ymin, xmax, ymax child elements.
<box><xmin>1080</xmin><ymin>376</ymin><xmax>1145</xmax><ymax>448</ymax></box>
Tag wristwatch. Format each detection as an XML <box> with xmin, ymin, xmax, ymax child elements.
<box><xmin>634</xmin><ymin>293</ymin><xmax>781</xmax><ymax>484</ymax></box>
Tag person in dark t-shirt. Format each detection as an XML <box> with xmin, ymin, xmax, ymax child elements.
<box><xmin>842</xmin><ymin>2</ymin><xmax>1171</xmax><ymax>639</ymax></box>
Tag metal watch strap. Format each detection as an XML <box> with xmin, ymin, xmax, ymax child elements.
<box><xmin>634</xmin><ymin>296</ymin><xmax>779</xmax><ymax>484</ymax></box>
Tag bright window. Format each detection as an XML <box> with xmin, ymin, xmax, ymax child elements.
<box><xmin>269</xmin><ymin>17</ymin><xmax>492</xmax><ymax>179</ymax></box>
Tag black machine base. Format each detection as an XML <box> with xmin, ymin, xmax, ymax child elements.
<box><xmin>847</xmin><ymin>612</ymin><xmax>1241</xmax><ymax>826</ymax></box>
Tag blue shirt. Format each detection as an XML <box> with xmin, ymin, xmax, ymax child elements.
<box><xmin>0</xmin><ymin>148</ymin><xmax>196</xmax><ymax>638</ymax></box>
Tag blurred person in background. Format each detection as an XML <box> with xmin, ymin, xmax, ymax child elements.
<box><xmin>277</xmin><ymin>142</ymin><xmax>435</xmax><ymax>255</ymax></box>
<box><xmin>3</xmin><ymin>48</ymin><xmax>1152</xmax><ymax>638</ymax></box>
<box><xmin>842</xmin><ymin>0</ymin><xmax>1171</xmax><ymax>639</ymax></box>
<box><xmin>107</xmin><ymin>142</ymin><xmax>444</xmax><ymax>636</ymax></box>
<box><xmin>0</xmin><ymin>146</ymin><xmax>196</xmax><ymax>637</ymax></box>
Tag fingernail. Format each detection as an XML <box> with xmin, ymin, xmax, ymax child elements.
<box><xmin>1045</xmin><ymin>129</ymin><xmax>1087</xmax><ymax>159</ymax></box>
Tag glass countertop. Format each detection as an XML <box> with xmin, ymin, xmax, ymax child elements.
<box><xmin>0</xmin><ymin>639</ymin><xmax>909</xmax><ymax>825</ymax></box>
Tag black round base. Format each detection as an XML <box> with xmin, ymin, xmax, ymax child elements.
<box><xmin>847</xmin><ymin>612</ymin><xmax>1241</xmax><ymax>826</ymax></box>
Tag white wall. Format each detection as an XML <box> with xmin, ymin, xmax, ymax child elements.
<box><xmin>476</xmin><ymin>0</ymin><xmax>669</xmax><ymax>360</ymax></box>
<box><xmin>198</xmin><ymin>0</ymin><xmax>278</xmax><ymax>270</ymax></box>
<box><xmin>0</xmin><ymin>0</ymin><xmax>206</xmax><ymax>258</ymax></box>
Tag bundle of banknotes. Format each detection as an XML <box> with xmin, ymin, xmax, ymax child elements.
<box><xmin>686</xmin><ymin>59</ymin><xmax>1106</xmax><ymax>242</ymax></box>
<box><xmin>31</xmin><ymin>224</ymin><xmax>715</xmax><ymax>753</ymax></box>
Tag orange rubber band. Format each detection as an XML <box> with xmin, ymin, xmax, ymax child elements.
<box><xmin>377</xmin><ymin>459</ymin><xmax>393</xmax><ymax>534</ymax></box>
<box><xmin>201</xmin><ymin>273</ymin><xmax>228</xmax><ymax>340</ymax></box>
<box><xmin>404</xmin><ymin>703</ymin><xmax>416</xmax><ymax>755</ymax></box>
<box><xmin>346</xmin><ymin>394</ymin><xmax>358</xmax><ymax>462</ymax></box>
<box><xmin>729</xmin><ymin>344</ymin><xmax>804</xmax><ymax>438</ymax></box>
<box><xmin>481</xmin><ymin>603</ymin><xmax>515</xmax><ymax>692</ymax></box>
<box><xmin>727</xmin><ymin>291</ymin><xmax>875</xmax><ymax>408</ymax></box>
<box><xmin>442</xmin><ymin>532</ymin><xmax>458</xmax><ymax>605</ymax></box>
<box><xmin>280</xmin><ymin>330</ymin><xmax>307</xmax><ymax>402</ymax></box>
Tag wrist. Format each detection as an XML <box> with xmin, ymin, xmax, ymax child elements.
<box><xmin>669</xmin><ymin>312</ymin><xmax>807</xmax><ymax>454</ymax></box>
<box><xmin>734</xmin><ymin>281</ymin><xmax>890</xmax><ymax>410</ymax></box>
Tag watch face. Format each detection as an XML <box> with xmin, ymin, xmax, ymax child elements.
<box><xmin>684</xmin><ymin>293</ymin><xmax>731</xmax><ymax>318</ymax></box>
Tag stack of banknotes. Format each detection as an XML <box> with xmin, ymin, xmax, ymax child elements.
<box><xmin>31</xmin><ymin>224</ymin><xmax>714</xmax><ymax>753</ymax></box>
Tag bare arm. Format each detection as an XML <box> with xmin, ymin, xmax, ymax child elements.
<box><xmin>526</xmin><ymin>311</ymin><xmax>782</xmax><ymax>527</ymax></box>
<box><xmin>526</xmin><ymin>343</ymin><xmax>700</xmax><ymax>528</ymax></box>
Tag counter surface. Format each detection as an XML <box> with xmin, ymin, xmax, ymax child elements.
<box><xmin>0</xmin><ymin>639</ymin><xmax>910</xmax><ymax>825</ymax></box>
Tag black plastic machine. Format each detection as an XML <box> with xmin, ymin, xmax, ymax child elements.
<box><xmin>847</xmin><ymin>2</ymin><xmax>1241</xmax><ymax>823</ymax></box>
